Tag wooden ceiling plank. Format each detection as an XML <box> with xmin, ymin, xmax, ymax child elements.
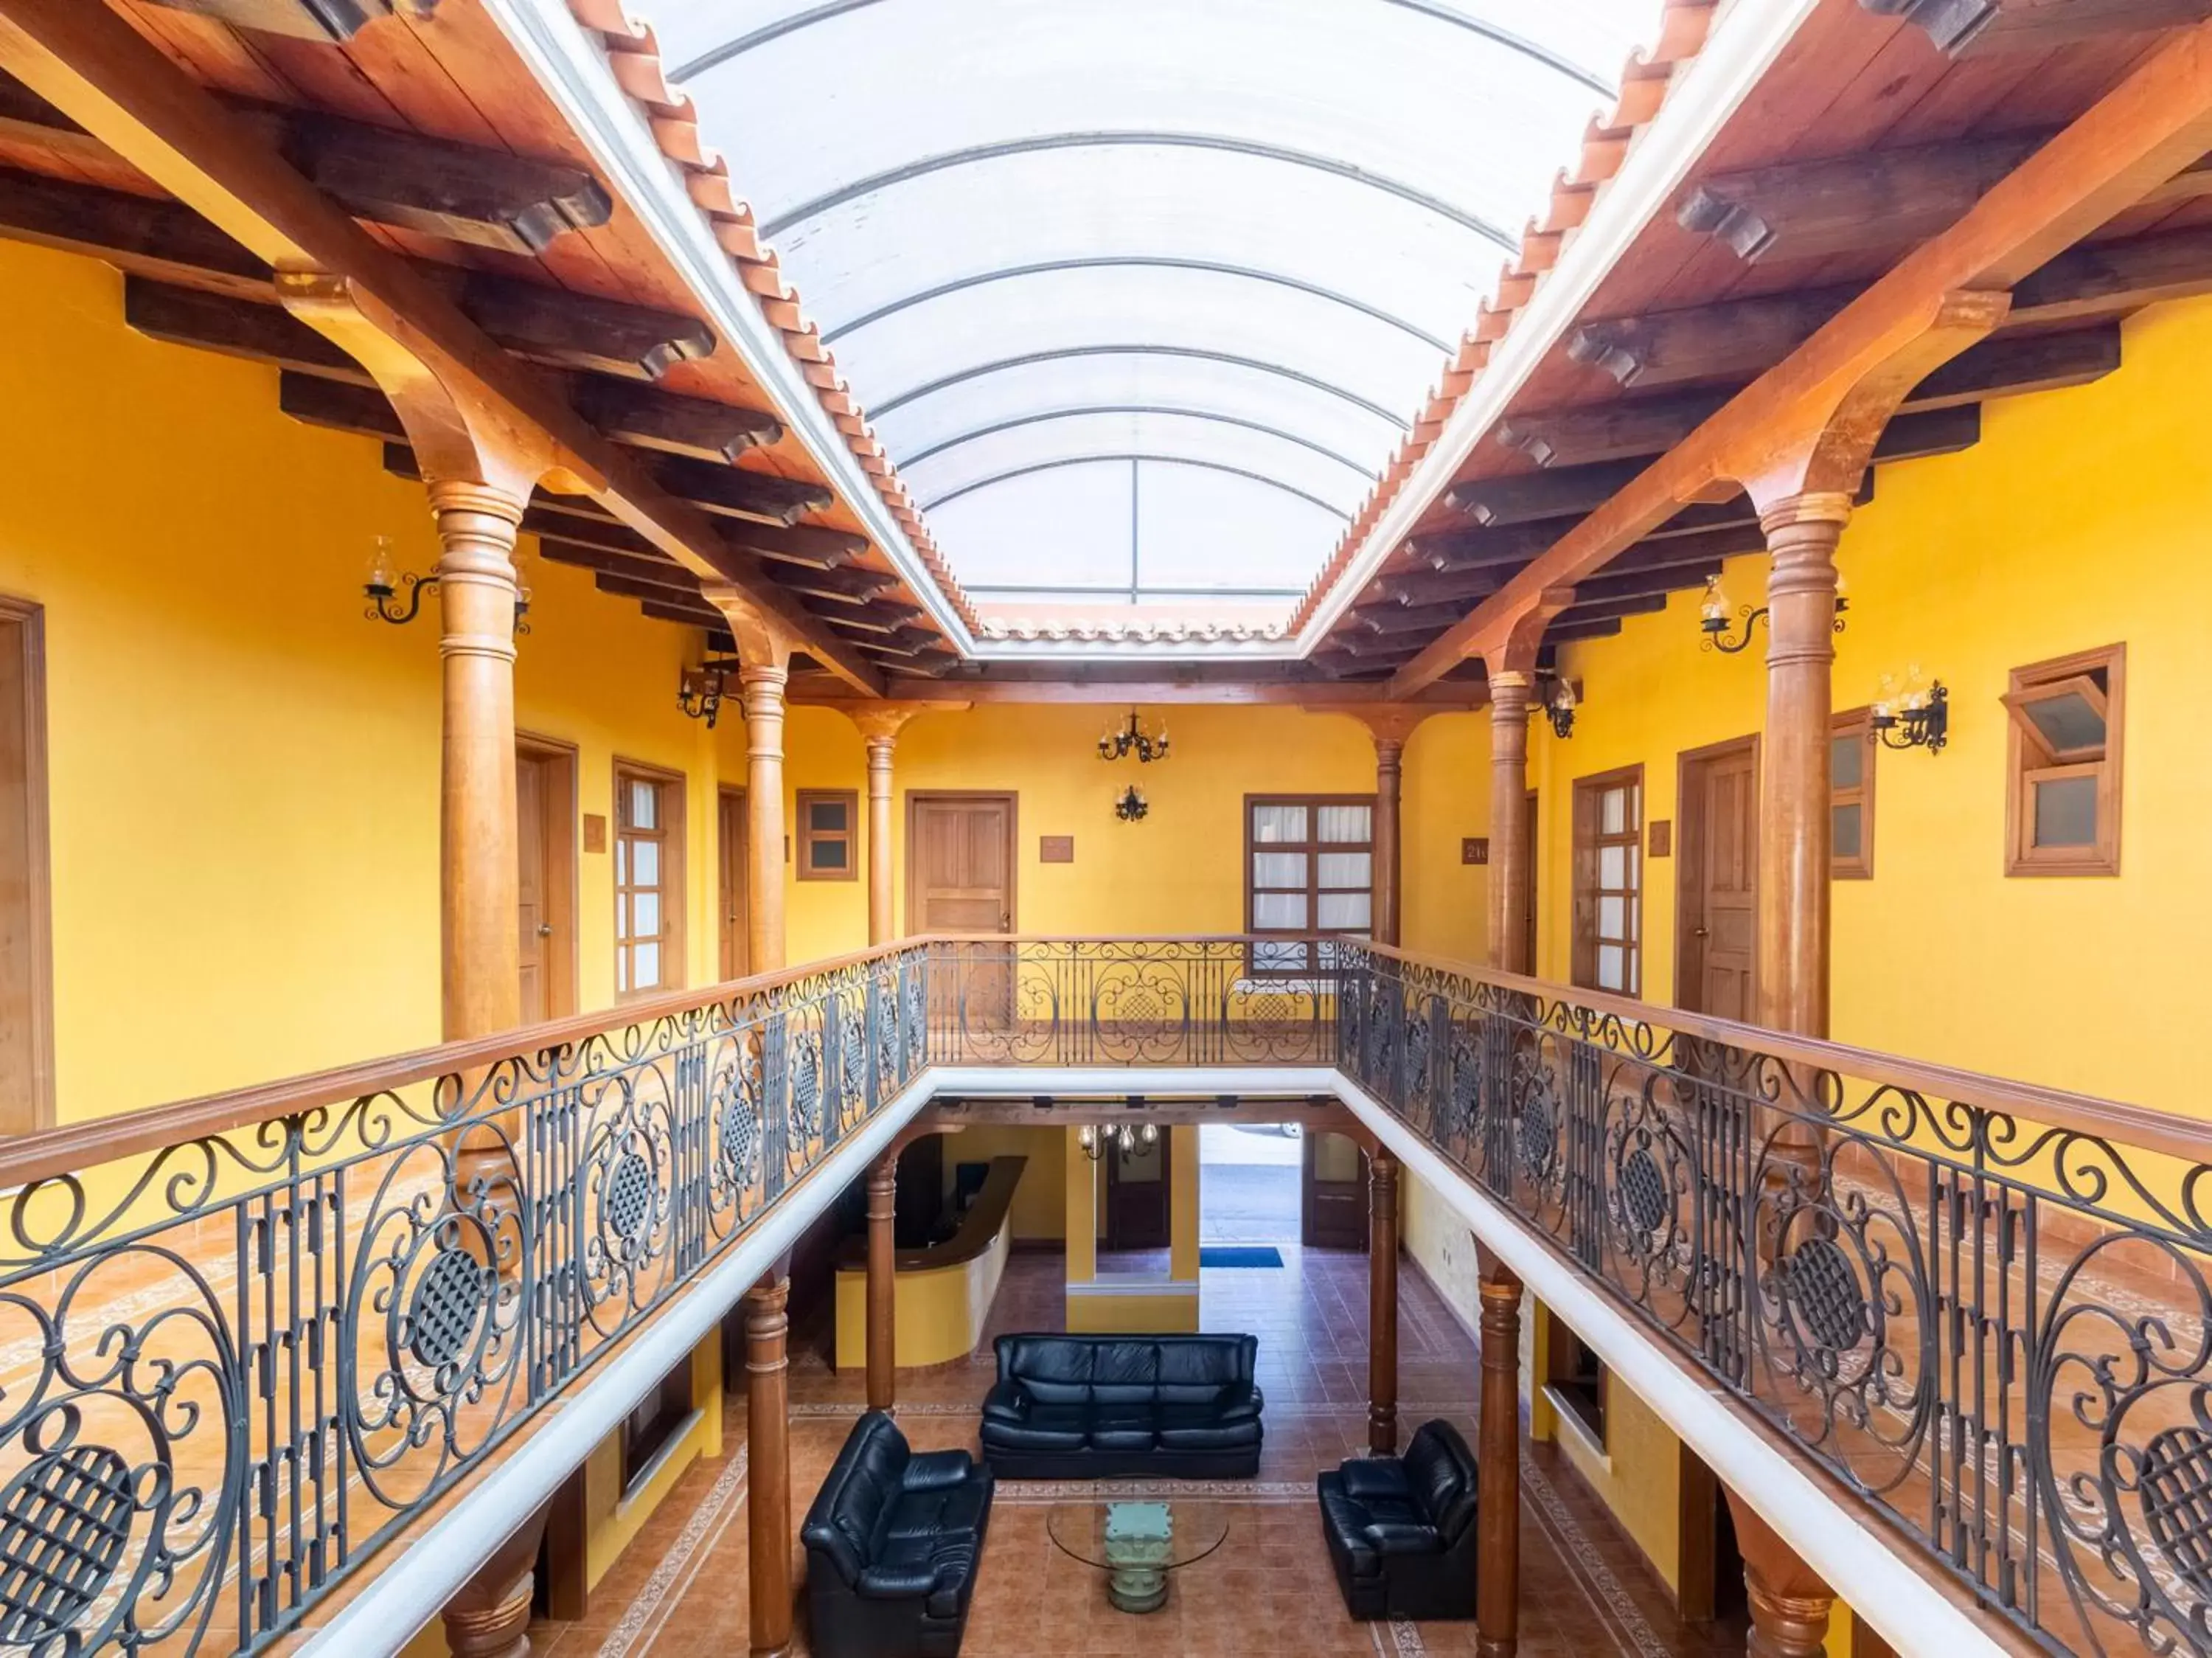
<box><xmin>1867</xmin><ymin>0</ymin><xmax>2212</xmax><ymax>58</ymax></box>
<box><xmin>1388</xmin><ymin>16</ymin><xmax>2212</xmax><ymax>697</ymax></box>
<box><xmin>0</xmin><ymin>0</ymin><xmax>883</xmax><ymax>691</ymax></box>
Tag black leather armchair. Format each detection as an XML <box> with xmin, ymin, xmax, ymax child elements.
<box><xmin>979</xmin><ymin>1333</ymin><xmax>1263</xmax><ymax>1479</ymax></box>
<box><xmin>802</xmin><ymin>1410</ymin><xmax>994</xmax><ymax>1657</ymax></box>
<box><xmin>1316</xmin><ymin>1419</ymin><xmax>1480</xmax><ymax>1620</ymax></box>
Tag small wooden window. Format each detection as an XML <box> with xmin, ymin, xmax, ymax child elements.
<box><xmin>1545</xmin><ymin>1308</ymin><xmax>1607</xmax><ymax>1449</ymax></box>
<box><xmin>1830</xmin><ymin>708</ymin><xmax>1876</xmax><ymax>880</ymax></box>
<box><xmin>2003</xmin><ymin>645</ymin><xmax>2124</xmax><ymax>876</ymax></box>
<box><xmin>1571</xmin><ymin>766</ymin><xmax>1643</xmax><ymax>997</ymax></box>
<box><xmin>1245</xmin><ymin>794</ymin><xmax>1374</xmax><ymax>976</ymax></box>
<box><xmin>796</xmin><ymin>788</ymin><xmax>858</xmax><ymax>881</ymax></box>
<box><xmin>615</xmin><ymin>760</ymin><xmax>686</xmax><ymax>996</ymax></box>
<box><xmin>619</xmin><ymin>1361</ymin><xmax>695</xmax><ymax>1498</ymax></box>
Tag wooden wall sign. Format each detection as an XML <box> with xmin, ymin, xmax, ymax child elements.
<box><xmin>582</xmin><ymin>814</ymin><xmax>608</xmax><ymax>854</ymax></box>
<box><xmin>1648</xmin><ymin>819</ymin><xmax>1672</xmax><ymax>858</ymax></box>
<box><xmin>1461</xmin><ymin>837</ymin><xmax>1489</xmax><ymax>865</ymax></box>
<box><xmin>1039</xmin><ymin>835</ymin><xmax>1075</xmax><ymax>864</ymax></box>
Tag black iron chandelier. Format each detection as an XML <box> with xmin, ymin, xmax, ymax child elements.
<box><xmin>1078</xmin><ymin>1120</ymin><xmax>1158</xmax><ymax>1162</ymax></box>
<box><xmin>1098</xmin><ymin>708</ymin><xmax>1170</xmax><ymax>763</ymax></box>
<box><xmin>1113</xmin><ymin>784</ymin><xmax>1150</xmax><ymax>823</ymax></box>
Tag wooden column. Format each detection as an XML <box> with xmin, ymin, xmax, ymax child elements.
<box><xmin>440</xmin><ymin>1505</ymin><xmax>549</xmax><ymax>1658</ymax></box>
<box><xmin>1754</xmin><ymin>492</ymin><xmax>1851</xmax><ymax>1041</ymax></box>
<box><xmin>1367</xmin><ymin>1149</ymin><xmax>1399</xmax><ymax>1453</ymax></box>
<box><xmin>708</xmin><ymin>592</ymin><xmax>800</xmax><ymax>976</ymax></box>
<box><xmin>1371</xmin><ymin>736</ymin><xmax>1405</xmax><ymax>946</ymax></box>
<box><xmin>847</xmin><ymin>705</ymin><xmax>928</xmax><ymax>946</ymax></box>
<box><xmin>1486</xmin><ymin>672</ymin><xmax>1536</xmax><ymax>975</ymax></box>
<box><xmin>1728</xmin><ymin>1494</ymin><xmax>1836</xmax><ymax>1658</ymax></box>
<box><xmin>431</xmin><ymin>480</ymin><xmax>527</xmax><ymax>1041</ymax></box>
<box><xmin>865</xmin><ymin>1150</ymin><xmax>897</xmax><ymax>1411</ymax></box>
<box><xmin>744</xmin><ymin>1272</ymin><xmax>793</xmax><ymax>1658</ymax></box>
<box><xmin>1475</xmin><ymin>1244</ymin><xmax>1522</xmax><ymax>1658</ymax></box>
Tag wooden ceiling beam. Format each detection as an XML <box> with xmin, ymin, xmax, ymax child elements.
<box><xmin>1389</xmin><ymin>17</ymin><xmax>2212</xmax><ymax>696</ymax></box>
<box><xmin>138</xmin><ymin>0</ymin><xmax>411</xmax><ymax>45</ymax></box>
<box><xmin>536</xmin><ymin>538</ymin><xmax>700</xmax><ymax>596</ymax></box>
<box><xmin>1498</xmin><ymin>324</ymin><xmax>2115</xmax><ymax>470</ymax></box>
<box><xmin>0</xmin><ymin>161</ymin><xmax>267</xmax><ymax>295</ymax></box>
<box><xmin>128</xmin><ymin>272</ymin><xmax>364</xmax><ymax>378</ymax></box>
<box><xmin>1571</xmin><ymin>225</ymin><xmax>2212</xmax><ymax>390</ymax></box>
<box><xmin>1864</xmin><ymin>0</ymin><xmax>2212</xmax><ymax>57</ymax></box>
<box><xmin>810</xmin><ymin>598</ymin><xmax>929</xmax><ymax>637</ymax></box>
<box><xmin>1451</xmin><ymin>406</ymin><xmax>1972</xmax><ymax>528</ymax></box>
<box><xmin>0</xmin><ymin>0</ymin><xmax>884</xmax><ymax>693</ymax></box>
<box><xmin>0</xmin><ymin>66</ymin><xmax>612</xmax><ymax>255</ymax></box>
<box><xmin>567</xmin><ymin>375</ymin><xmax>781</xmax><ymax>464</ymax></box>
<box><xmin>1543</xmin><ymin>615</ymin><xmax>1625</xmax><ymax>643</ymax></box>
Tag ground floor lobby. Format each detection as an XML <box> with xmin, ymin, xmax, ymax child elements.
<box><xmin>523</xmin><ymin>1245</ymin><xmax>1747</xmax><ymax>1658</ymax></box>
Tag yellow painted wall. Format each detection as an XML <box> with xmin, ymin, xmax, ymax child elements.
<box><xmin>936</xmin><ymin>1125</ymin><xmax>1068</xmax><ymax>1240</ymax></box>
<box><xmin>1540</xmin><ymin>294</ymin><xmax>2212</xmax><ymax>1109</ymax></box>
<box><xmin>0</xmin><ymin>240</ymin><xmax>725</xmax><ymax>1123</ymax></box>
<box><xmin>1401</xmin><ymin>712</ymin><xmax>1494</xmax><ymax>961</ymax></box>
<box><xmin>834</xmin><ymin>1213</ymin><xmax>1012</xmax><ymax>1367</ymax></box>
<box><xmin>744</xmin><ymin>704</ymin><xmax>1385</xmax><ymax>962</ymax></box>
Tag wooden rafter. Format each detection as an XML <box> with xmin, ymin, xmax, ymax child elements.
<box><xmin>1387</xmin><ymin>17</ymin><xmax>2212</xmax><ymax>697</ymax></box>
<box><xmin>0</xmin><ymin>0</ymin><xmax>887</xmax><ymax>693</ymax></box>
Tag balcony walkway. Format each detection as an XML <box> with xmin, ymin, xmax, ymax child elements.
<box><xmin>535</xmin><ymin>1251</ymin><xmax>1741</xmax><ymax>1658</ymax></box>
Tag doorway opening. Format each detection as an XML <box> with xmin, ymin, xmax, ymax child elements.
<box><xmin>1198</xmin><ymin>1122</ymin><xmax>1300</xmax><ymax>1246</ymax></box>
<box><xmin>515</xmin><ymin>734</ymin><xmax>578</xmax><ymax>1024</ymax></box>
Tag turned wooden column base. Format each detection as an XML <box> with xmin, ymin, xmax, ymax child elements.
<box><xmin>745</xmin><ymin>1273</ymin><xmax>794</xmax><ymax>1658</ymax></box>
<box><xmin>1729</xmin><ymin>1491</ymin><xmax>1834</xmax><ymax>1658</ymax></box>
<box><xmin>1475</xmin><ymin>1244</ymin><xmax>1523</xmax><ymax>1658</ymax></box>
<box><xmin>865</xmin><ymin>1151</ymin><xmax>898</xmax><ymax>1413</ymax></box>
<box><xmin>441</xmin><ymin>1505</ymin><xmax>549</xmax><ymax>1658</ymax></box>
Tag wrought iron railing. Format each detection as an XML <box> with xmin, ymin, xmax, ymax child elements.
<box><xmin>0</xmin><ymin>943</ymin><xmax>928</xmax><ymax>1658</ymax></box>
<box><xmin>1337</xmin><ymin>940</ymin><xmax>2212</xmax><ymax>1658</ymax></box>
<box><xmin>5</xmin><ymin>933</ymin><xmax>2207</xmax><ymax>1657</ymax></box>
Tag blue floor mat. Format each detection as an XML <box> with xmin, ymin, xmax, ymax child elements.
<box><xmin>1200</xmin><ymin>1246</ymin><xmax>1285</xmax><ymax>1269</ymax></box>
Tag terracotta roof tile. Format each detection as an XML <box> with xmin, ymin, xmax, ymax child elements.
<box><xmin>563</xmin><ymin>0</ymin><xmax>980</xmax><ymax>639</ymax></box>
<box><xmin>1287</xmin><ymin>0</ymin><xmax>1715</xmax><ymax>638</ymax></box>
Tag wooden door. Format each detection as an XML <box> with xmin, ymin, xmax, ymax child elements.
<box><xmin>908</xmin><ymin>793</ymin><xmax>1016</xmax><ymax>1035</ymax></box>
<box><xmin>1521</xmin><ymin>789</ymin><xmax>1539</xmax><ymax>973</ymax></box>
<box><xmin>515</xmin><ymin>739</ymin><xmax>577</xmax><ymax>1024</ymax></box>
<box><xmin>718</xmin><ymin>787</ymin><xmax>749</xmax><ymax>982</ymax></box>
<box><xmin>0</xmin><ymin>600</ymin><xmax>49</xmax><ymax>1134</ymax></box>
<box><xmin>1104</xmin><ymin>1130</ymin><xmax>1172</xmax><ymax>1251</ymax></box>
<box><xmin>1301</xmin><ymin>1131</ymin><xmax>1368</xmax><ymax>1250</ymax></box>
<box><xmin>1676</xmin><ymin>738</ymin><xmax>1759</xmax><ymax>1020</ymax></box>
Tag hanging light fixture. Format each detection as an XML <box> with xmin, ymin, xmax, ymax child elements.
<box><xmin>678</xmin><ymin>656</ymin><xmax>742</xmax><ymax>728</ymax></box>
<box><xmin>1537</xmin><ymin>673</ymin><xmax>1579</xmax><ymax>740</ymax></box>
<box><xmin>1870</xmin><ymin>663</ymin><xmax>1948</xmax><ymax>752</ymax></box>
<box><xmin>1098</xmin><ymin>708</ymin><xmax>1170</xmax><ymax>763</ymax></box>
<box><xmin>1113</xmin><ymin>784</ymin><xmax>1150</xmax><ymax>823</ymax></box>
<box><xmin>1078</xmin><ymin>1120</ymin><xmax>1160</xmax><ymax>1162</ymax></box>
<box><xmin>1698</xmin><ymin>572</ymin><xmax>1848</xmax><ymax>655</ymax></box>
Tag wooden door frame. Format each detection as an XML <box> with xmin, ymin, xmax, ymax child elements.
<box><xmin>1569</xmin><ymin>763</ymin><xmax>1645</xmax><ymax>994</ymax></box>
<box><xmin>515</xmin><ymin>731</ymin><xmax>580</xmax><ymax>1023</ymax></box>
<box><xmin>0</xmin><ymin>596</ymin><xmax>52</xmax><ymax>1134</ymax></box>
<box><xmin>1300</xmin><ymin>1129</ymin><xmax>1369</xmax><ymax>1251</ymax></box>
<box><xmin>1673</xmin><ymin>734</ymin><xmax>1759</xmax><ymax>1018</ymax></box>
<box><xmin>902</xmin><ymin>790</ymin><xmax>1020</xmax><ymax>935</ymax></box>
<box><xmin>718</xmin><ymin>785</ymin><xmax>748</xmax><ymax>982</ymax></box>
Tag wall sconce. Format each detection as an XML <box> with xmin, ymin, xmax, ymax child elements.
<box><xmin>1078</xmin><ymin>1120</ymin><xmax>1158</xmax><ymax>1162</ymax></box>
<box><xmin>1871</xmin><ymin>665</ymin><xmax>1947</xmax><ymax>752</ymax></box>
<box><xmin>1099</xmin><ymin>708</ymin><xmax>1169</xmax><ymax>763</ymax></box>
<box><xmin>1113</xmin><ymin>784</ymin><xmax>1150</xmax><ymax>823</ymax></box>
<box><xmin>1698</xmin><ymin>573</ymin><xmax>1847</xmax><ymax>655</ymax></box>
<box><xmin>678</xmin><ymin>656</ymin><xmax>741</xmax><ymax>728</ymax></box>
<box><xmin>1537</xmin><ymin>673</ymin><xmax>1579</xmax><ymax>740</ymax></box>
<box><xmin>363</xmin><ymin>535</ymin><xmax>530</xmax><ymax>634</ymax></box>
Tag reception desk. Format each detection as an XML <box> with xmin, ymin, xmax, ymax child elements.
<box><xmin>835</xmin><ymin>1156</ymin><xmax>1026</xmax><ymax>1371</ymax></box>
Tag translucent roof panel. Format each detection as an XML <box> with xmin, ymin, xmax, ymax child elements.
<box><xmin>653</xmin><ymin>0</ymin><xmax>1660</xmax><ymax>617</ymax></box>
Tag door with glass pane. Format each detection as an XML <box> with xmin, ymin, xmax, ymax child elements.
<box><xmin>1245</xmin><ymin>795</ymin><xmax>1375</xmax><ymax>975</ymax></box>
<box><xmin>1104</xmin><ymin>1129</ymin><xmax>1172</xmax><ymax>1252</ymax></box>
<box><xmin>1571</xmin><ymin>767</ymin><xmax>1642</xmax><ymax>998</ymax></box>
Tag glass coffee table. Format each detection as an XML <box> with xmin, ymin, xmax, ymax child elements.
<box><xmin>1046</xmin><ymin>1499</ymin><xmax>1231</xmax><ymax>1613</ymax></box>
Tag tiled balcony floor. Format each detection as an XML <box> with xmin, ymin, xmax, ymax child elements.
<box><xmin>526</xmin><ymin>1248</ymin><xmax>1744</xmax><ymax>1658</ymax></box>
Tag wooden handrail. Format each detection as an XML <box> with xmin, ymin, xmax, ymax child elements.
<box><xmin>1356</xmin><ymin>940</ymin><xmax>2212</xmax><ymax>1167</ymax></box>
<box><xmin>0</xmin><ymin>939</ymin><xmax>912</xmax><ymax>1191</ymax></box>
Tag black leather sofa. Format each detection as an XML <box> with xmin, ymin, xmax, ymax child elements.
<box><xmin>979</xmin><ymin>1332</ymin><xmax>1264</xmax><ymax>1478</ymax></box>
<box><xmin>801</xmin><ymin>1411</ymin><xmax>994</xmax><ymax>1657</ymax></box>
<box><xmin>1316</xmin><ymin>1419</ymin><xmax>1480</xmax><ymax>1620</ymax></box>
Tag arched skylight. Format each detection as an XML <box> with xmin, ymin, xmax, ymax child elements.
<box><xmin>650</xmin><ymin>0</ymin><xmax>1660</xmax><ymax>612</ymax></box>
